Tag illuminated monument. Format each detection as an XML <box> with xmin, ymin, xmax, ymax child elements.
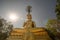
<box><xmin>7</xmin><ymin>6</ymin><xmax>52</xmax><ymax>40</ymax></box>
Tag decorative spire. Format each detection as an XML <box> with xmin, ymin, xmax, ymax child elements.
<box><xmin>26</xmin><ymin>5</ymin><xmax>32</xmax><ymax>20</ymax></box>
<box><xmin>26</xmin><ymin>0</ymin><xmax>32</xmax><ymax>20</ymax></box>
<box><xmin>26</xmin><ymin>5</ymin><xmax>32</xmax><ymax>14</ymax></box>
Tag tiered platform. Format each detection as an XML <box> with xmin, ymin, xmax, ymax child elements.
<box><xmin>7</xmin><ymin>27</ymin><xmax>52</xmax><ymax>40</ymax></box>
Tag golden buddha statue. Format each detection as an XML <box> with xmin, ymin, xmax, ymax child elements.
<box><xmin>23</xmin><ymin>5</ymin><xmax>36</xmax><ymax>40</ymax></box>
<box><xmin>23</xmin><ymin>5</ymin><xmax>36</xmax><ymax>28</ymax></box>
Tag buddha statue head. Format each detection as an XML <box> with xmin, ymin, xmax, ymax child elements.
<box><xmin>27</xmin><ymin>13</ymin><xmax>32</xmax><ymax>20</ymax></box>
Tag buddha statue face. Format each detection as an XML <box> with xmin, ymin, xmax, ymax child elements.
<box><xmin>27</xmin><ymin>13</ymin><xmax>32</xmax><ymax>21</ymax></box>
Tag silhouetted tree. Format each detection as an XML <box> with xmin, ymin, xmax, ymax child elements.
<box><xmin>0</xmin><ymin>17</ymin><xmax>13</xmax><ymax>40</ymax></box>
<box><xmin>55</xmin><ymin>0</ymin><xmax>60</xmax><ymax>40</ymax></box>
<box><xmin>55</xmin><ymin>0</ymin><xmax>60</xmax><ymax>19</ymax></box>
<box><xmin>45</xmin><ymin>19</ymin><xmax>58</xmax><ymax>40</ymax></box>
<box><xmin>55</xmin><ymin>0</ymin><xmax>60</xmax><ymax>31</ymax></box>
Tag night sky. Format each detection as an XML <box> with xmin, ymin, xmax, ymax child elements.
<box><xmin>0</xmin><ymin>0</ymin><xmax>57</xmax><ymax>28</ymax></box>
